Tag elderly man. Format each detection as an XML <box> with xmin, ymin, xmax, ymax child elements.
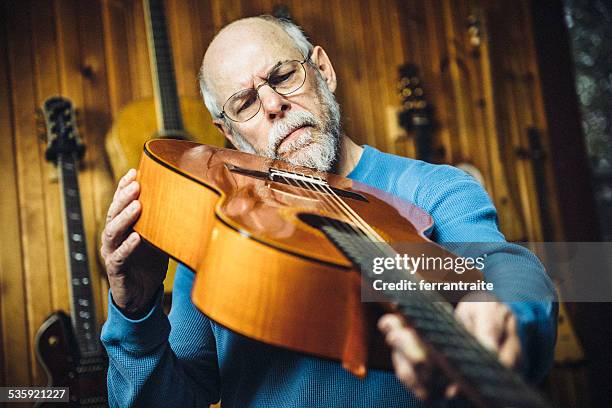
<box><xmin>100</xmin><ymin>15</ymin><xmax>557</xmax><ymax>407</ymax></box>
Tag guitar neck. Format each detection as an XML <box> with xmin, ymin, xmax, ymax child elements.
<box><xmin>58</xmin><ymin>153</ymin><xmax>101</xmax><ymax>358</ymax></box>
<box><xmin>321</xmin><ymin>225</ymin><xmax>550</xmax><ymax>408</ymax></box>
<box><xmin>143</xmin><ymin>0</ymin><xmax>184</xmax><ymax>133</ymax></box>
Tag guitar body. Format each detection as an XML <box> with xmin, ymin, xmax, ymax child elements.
<box><xmin>104</xmin><ymin>96</ymin><xmax>224</xmax><ymax>180</ymax></box>
<box><xmin>134</xmin><ymin>139</ymin><xmax>481</xmax><ymax>374</ymax></box>
<box><xmin>135</xmin><ymin>139</ymin><xmax>551</xmax><ymax>408</ymax></box>
<box><xmin>35</xmin><ymin>312</ymin><xmax>107</xmax><ymax>407</ymax></box>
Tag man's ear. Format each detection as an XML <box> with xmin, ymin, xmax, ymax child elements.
<box><xmin>310</xmin><ymin>45</ymin><xmax>337</xmax><ymax>93</ymax></box>
<box><xmin>213</xmin><ymin>119</ymin><xmax>234</xmax><ymax>145</ymax></box>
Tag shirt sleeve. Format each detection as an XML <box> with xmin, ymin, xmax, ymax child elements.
<box><xmin>419</xmin><ymin>168</ymin><xmax>558</xmax><ymax>383</ymax></box>
<box><xmin>101</xmin><ymin>263</ymin><xmax>220</xmax><ymax>407</ymax></box>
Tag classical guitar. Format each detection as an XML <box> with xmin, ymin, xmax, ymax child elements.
<box><xmin>36</xmin><ymin>96</ymin><xmax>108</xmax><ymax>407</ymax></box>
<box><xmin>133</xmin><ymin>139</ymin><xmax>552</xmax><ymax>408</ymax></box>
<box><xmin>104</xmin><ymin>0</ymin><xmax>223</xmax><ymax>181</ymax></box>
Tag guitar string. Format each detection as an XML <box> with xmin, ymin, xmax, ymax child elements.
<box><xmin>275</xmin><ymin>171</ymin><xmax>461</xmax><ymax>317</ymax></box>
<box><xmin>275</xmin><ymin>173</ymin><xmax>388</xmax><ymax>261</ymax></box>
<box><xmin>276</xmin><ymin>172</ymin><xmax>370</xmax><ymax>240</ymax></box>
<box><xmin>277</xmin><ymin>173</ymin><xmax>415</xmax><ymax>303</ymax></box>
<box><xmin>276</xmin><ymin>172</ymin><xmax>398</xmax><ymax>268</ymax></box>
<box><xmin>316</xmin><ymin>179</ymin><xmax>453</xmax><ymax>309</ymax></box>
<box><xmin>282</xmin><ymin>172</ymin><xmax>449</xmax><ymax>309</ymax></box>
<box><xmin>277</xmin><ymin>173</ymin><xmax>358</xmax><ymax>233</ymax></box>
<box><xmin>286</xmin><ymin>172</ymin><xmax>400</xmax><ymax>260</ymax></box>
<box><xmin>273</xmin><ymin>172</ymin><xmax>539</xmax><ymax>408</ymax></box>
<box><xmin>288</xmin><ymin>175</ymin><xmax>513</xmax><ymax>384</ymax></box>
<box><xmin>315</xmin><ymin>179</ymin><xmax>454</xmax><ymax>294</ymax></box>
<box><xmin>276</xmin><ymin>171</ymin><xmax>380</xmax><ymax>243</ymax></box>
<box><xmin>292</xmin><ymin>172</ymin><xmax>396</xmax><ymax>257</ymax></box>
<box><xmin>301</xmin><ymin>176</ymin><xmax>440</xmax><ymax>303</ymax></box>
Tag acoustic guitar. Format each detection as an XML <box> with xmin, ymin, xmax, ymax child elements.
<box><xmin>104</xmin><ymin>0</ymin><xmax>223</xmax><ymax>181</ymax></box>
<box><xmin>133</xmin><ymin>138</ymin><xmax>552</xmax><ymax>408</ymax></box>
<box><xmin>36</xmin><ymin>96</ymin><xmax>108</xmax><ymax>407</ymax></box>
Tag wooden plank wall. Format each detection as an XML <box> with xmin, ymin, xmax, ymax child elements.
<box><xmin>0</xmin><ymin>0</ymin><xmax>574</xmax><ymax>396</ymax></box>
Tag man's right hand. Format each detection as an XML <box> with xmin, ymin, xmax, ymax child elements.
<box><xmin>100</xmin><ymin>169</ymin><xmax>169</xmax><ymax>319</ymax></box>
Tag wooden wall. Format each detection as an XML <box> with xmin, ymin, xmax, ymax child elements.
<box><xmin>0</xmin><ymin>0</ymin><xmax>589</xmax><ymax>402</ymax></box>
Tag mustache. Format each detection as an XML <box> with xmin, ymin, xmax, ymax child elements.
<box><xmin>267</xmin><ymin>111</ymin><xmax>319</xmax><ymax>156</ymax></box>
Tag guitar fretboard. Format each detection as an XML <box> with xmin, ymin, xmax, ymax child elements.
<box><xmin>144</xmin><ymin>0</ymin><xmax>184</xmax><ymax>133</ymax></box>
<box><xmin>59</xmin><ymin>154</ymin><xmax>101</xmax><ymax>358</ymax></box>
<box><xmin>321</xmin><ymin>225</ymin><xmax>550</xmax><ymax>408</ymax></box>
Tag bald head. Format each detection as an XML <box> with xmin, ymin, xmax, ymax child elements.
<box><xmin>200</xmin><ymin>16</ymin><xmax>312</xmax><ymax>118</ymax></box>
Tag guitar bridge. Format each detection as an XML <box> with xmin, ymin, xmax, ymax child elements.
<box><xmin>268</xmin><ymin>167</ymin><xmax>327</xmax><ymax>185</ymax></box>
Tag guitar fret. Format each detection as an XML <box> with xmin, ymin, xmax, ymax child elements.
<box><xmin>145</xmin><ymin>0</ymin><xmax>185</xmax><ymax>133</ymax></box>
<box><xmin>57</xmin><ymin>154</ymin><xmax>101</xmax><ymax>357</ymax></box>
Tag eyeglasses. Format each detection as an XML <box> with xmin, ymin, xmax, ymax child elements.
<box><xmin>220</xmin><ymin>53</ymin><xmax>311</xmax><ymax>123</ymax></box>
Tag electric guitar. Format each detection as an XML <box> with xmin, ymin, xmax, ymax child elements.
<box><xmin>36</xmin><ymin>96</ymin><xmax>108</xmax><ymax>407</ymax></box>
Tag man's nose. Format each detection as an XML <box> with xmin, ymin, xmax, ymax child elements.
<box><xmin>258</xmin><ymin>85</ymin><xmax>290</xmax><ymax>120</ymax></box>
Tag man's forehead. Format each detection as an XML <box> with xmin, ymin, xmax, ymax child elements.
<box><xmin>204</xmin><ymin>19</ymin><xmax>301</xmax><ymax>98</ymax></box>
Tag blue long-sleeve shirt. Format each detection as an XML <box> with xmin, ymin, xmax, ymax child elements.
<box><xmin>101</xmin><ymin>145</ymin><xmax>557</xmax><ymax>407</ymax></box>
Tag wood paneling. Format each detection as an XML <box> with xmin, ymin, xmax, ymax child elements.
<box><xmin>0</xmin><ymin>0</ymin><xmax>30</xmax><ymax>386</ymax></box>
<box><xmin>0</xmin><ymin>0</ymin><xmax>591</xmax><ymax>404</ymax></box>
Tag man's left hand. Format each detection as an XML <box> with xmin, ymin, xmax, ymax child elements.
<box><xmin>378</xmin><ymin>294</ymin><xmax>522</xmax><ymax>401</ymax></box>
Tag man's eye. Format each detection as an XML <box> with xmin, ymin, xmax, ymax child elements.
<box><xmin>237</xmin><ymin>94</ymin><xmax>257</xmax><ymax>113</ymax></box>
<box><xmin>269</xmin><ymin>69</ymin><xmax>295</xmax><ymax>86</ymax></box>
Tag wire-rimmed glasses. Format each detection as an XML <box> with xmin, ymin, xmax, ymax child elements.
<box><xmin>220</xmin><ymin>53</ymin><xmax>311</xmax><ymax>122</ymax></box>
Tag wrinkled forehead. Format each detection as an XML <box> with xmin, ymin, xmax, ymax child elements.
<box><xmin>204</xmin><ymin>20</ymin><xmax>303</xmax><ymax>103</ymax></box>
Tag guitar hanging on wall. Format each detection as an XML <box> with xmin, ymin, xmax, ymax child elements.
<box><xmin>36</xmin><ymin>96</ymin><xmax>108</xmax><ymax>407</ymax></box>
<box><xmin>104</xmin><ymin>0</ymin><xmax>224</xmax><ymax>182</ymax></box>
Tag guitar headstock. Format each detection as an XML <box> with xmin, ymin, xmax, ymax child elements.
<box><xmin>41</xmin><ymin>96</ymin><xmax>85</xmax><ymax>165</ymax></box>
<box><xmin>397</xmin><ymin>64</ymin><xmax>432</xmax><ymax>132</ymax></box>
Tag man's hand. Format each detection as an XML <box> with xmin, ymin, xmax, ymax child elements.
<box><xmin>100</xmin><ymin>169</ymin><xmax>169</xmax><ymax>319</ymax></box>
<box><xmin>378</xmin><ymin>294</ymin><xmax>521</xmax><ymax>401</ymax></box>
